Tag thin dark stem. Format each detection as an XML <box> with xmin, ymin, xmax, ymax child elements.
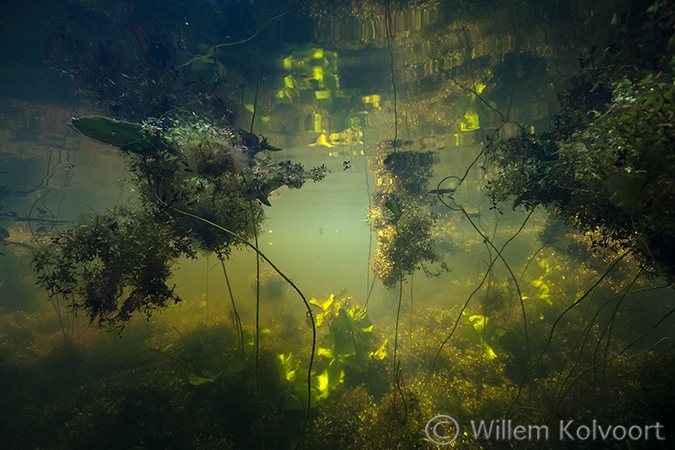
<box><xmin>163</xmin><ymin>203</ymin><xmax>316</xmax><ymax>447</ymax></box>
<box><xmin>384</xmin><ymin>0</ymin><xmax>398</xmax><ymax>153</ymax></box>
<box><xmin>364</xmin><ymin>275</ymin><xmax>377</xmax><ymax>311</ymax></box>
<box><xmin>392</xmin><ymin>225</ymin><xmax>404</xmax><ymax>408</ymax></box>
<box><xmin>205</xmin><ymin>256</ymin><xmax>210</xmax><ymax>323</ymax></box>
<box><xmin>219</xmin><ymin>256</ymin><xmax>245</xmax><ymax>358</ymax></box>
<box><xmin>363</xmin><ymin>141</ymin><xmax>373</xmax><ymax>303</ymax></box>
<box><xmin>506</xmin><ymin>250</ymin><xmax>630</xmax><ymax>418</ymax></box>
<box><xmin>246</xmin><ymin>79</ymin><xmax>262</xmax><ymax>394</ymax></box>
<box><xmin>49</xmin><ymin>295</ymin><xmax>71</xmax><ymax>347</ymax></box>
<box><xmin>409</xmin><ymin>273</ymin><xmax>414</xmax><ymax>352</ymax></box>
<box><xmin>549</xmin><ymin>304</ymin><xmax>675</xmax><ymax>425</ymax></box>
<box><xmin>457</xmin><ymin>203</ymin><xmax>533</xmax><ymax>369</ymax></box>
<box><xmin>427</xmin><ymin>210</ymin><xmax>533</xmax><ymax>384</ymax></box>
<box><xmin>247</xmin><ymin>196</ymin><xmax>261</xmax><ymax>392</ymax></box>
<box><xmin>146</xmin><ymin>174</ymin><xmax>316</xmax><ymax>446</ymax></box>
<box><xmin>250</xmin><ymin>77</ymin><xmax>260</xmax><ymax>134</ymax></box>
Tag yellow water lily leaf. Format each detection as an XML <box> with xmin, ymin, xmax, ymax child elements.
<box><xmin>460</xmin><ymin>109</ymin><xmax>481</xmax><ymax>131</ymax></box>
<box><xmin>310</xmin><ymin>294</ymin><xmax>335</xmax><ymax>312</ymax></box>
<box><xmin>309</xmin><ymin>133</ymin><xmax>335</xmax><ymax>148</ymax></box>
<box><xmin>370</xmin><ymin>339</ymin><xmax>388</xmax><ymax>360</ymax></box>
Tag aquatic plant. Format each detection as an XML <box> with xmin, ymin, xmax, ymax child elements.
<box><xmin>463</xmin><ymin>314</ymin><xmax>505</xmax><ymax>360</ymax></box>
<box><xmin>31</xmin><ymin>206</ymin><xmax>192</xmax><ymax>332</ymax></box>
<box><xmin>32</xmin><ymin>117</ymin><xmax>327</xmax><ymax>331</ymax></box>
<box><xmin>368</xmin><ymin>151</ymin><xmax>447</xmax><ymax>288</ymax></box>
<box><xmin>280</xmin><ymin>294</ymin><xmax>387</xmax><ymax>410</ymax></box>
<box><xmin>486</xmin><ymin>2</ymin><xmax>675</xmax><ymax>284</ymax></box>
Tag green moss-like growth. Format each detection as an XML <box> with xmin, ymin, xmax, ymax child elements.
<box><xmin>369</xmin><ymin>151</ymin><xmax>447</xmax><ymax>288</ymax></box>
<box><xmin>31</xmin><ymin>206</ymin><xmax>192</xmax><ymax>332</ymax></box>
<box><xmin>487</xmin><ymin>3</ymin><xmax>675</xmax><ymax>284</ymax></box>
<box><xmin>32</xmin><ymin>118</ymin><xmax>327</xmax><ymax>330</ymax></box>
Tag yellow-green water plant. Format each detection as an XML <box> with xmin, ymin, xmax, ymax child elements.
<box><xmin>486</xmin><ymin>2</ymin><xmax>675</xmax><ymax>285</ymax></box>
<box><xmin>463</xmin><ymin>313</ymin><xmax>506</xmax><ymax>361</ymax></box>
<box><xmin>427</xmin><ymin>207</ymin><xmax>535</xmax><ymax>394</ymax></box>
<box><xmin>520</xmin><ymin>257</ymin><xmax>557</xmax><ymax>307</ymax></box>
<box><xmin>279</xmin><ymin>352</ymin><xmax>344</xmax><ymax>411</ymax></box>
<box><xmin>280</xmin><ymin>294</ymin><xmax>388</xmax><ymax>411</ymax></box>
<box><xmin>33</xmin><ymin>115</ymin><xmax>329</xmax><ymax>447</ymax></box>
<box><xmin>313</xmin><ymin>294</ymin><xmax>387</xmax><ymax>373</ymax></box>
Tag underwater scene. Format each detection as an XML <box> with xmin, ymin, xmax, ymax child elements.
<box><xmin>1</xmin><ymin>0</ymin><xmax>675</xmax><ymax>448</ymax></box>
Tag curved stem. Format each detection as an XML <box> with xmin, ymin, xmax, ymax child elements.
<box><xmin>174</xmin><ymin>1</ymin><xmax>306</xmax><ymax>69</ymax></box>
<box><xmin>549</xmin><ymin>303</ymin><xmax>675</xmax><ymax>426</ymax></box>
<box><xmin>506</xmin><ymin>250</ymin><xmax>630</xmax><ymax>418</ymax></box>
<box><xmin>219</xmin><ymin>256</ymin><xmax>245</xmax><ymax>358</ymax></box>
<box><xmin>458</xmin><ymin>203</ymin><xmax>533</xmax><ymax>369</ymax></box>
<box><xmin>427</xmin><ymin>209</ymin><xmax>533</xmax><ymax>386</ymax></box>
<box><xmin>154</xmin><ymin>196</ymin><xmax>316</xmax><ymax>447</ymax></box>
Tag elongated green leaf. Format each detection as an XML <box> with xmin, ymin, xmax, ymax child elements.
<box><xmin>72</xmin><ymin>116</ymin><xmax>146</xmax><ymax>149</ymax></box>
<box><xmin>279</xmin><ymin>352</ymin><xmax>300</xmax><ymax>382</ymax></box>
<box><xmin>187</xmin><ymin>370</ymin><xmax>221</xmax><ymax>386</ymax></box>
<box><xmin>385</xmin><ymin>200</ymin><xmax>402</xmax><ymax>218</ymax></box>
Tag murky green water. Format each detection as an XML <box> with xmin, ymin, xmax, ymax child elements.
<box><xmin>1</xmin><ymin>0</ymin><xmax>674</xmax><ymax>449</ymax></box>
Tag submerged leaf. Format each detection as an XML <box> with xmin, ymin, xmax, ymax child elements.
<box><xmin>370</xmin><ymin>338</ymin><xmax>388</xmax><ymax>360</ymax></box>
<box><xmin>279</xmin><ymin>352</ymin><xmax>300</xmax><ymax>383</ymax></box>
<box><xmin>310</xmin><ymin>294</ymin><xmax>335</xmax><ymax>312</ymax></box>
<box><xmin>318</xmin><ymin>325</ymin><xmax>356</xmax><ymax>362</ymax></box>
<box><xmin>385</xmin><ymin>200</ymin><xmax>402</xmax><ymax>218</ymax></box>
<box><xmin>187</xmin><ymin>370</ymin><xmax>221</xmax><ymax>386</ymax></box>
<box><xmin>313</xmin><ymin>364</ymin><xmax>344</xmax><ymax>400</ymax></box>
<box><xmin>72</xmin><ymin>116</ymin><xmax>146</xmax><ymax>149</ymax></box>
<box><xmin>464</xmin><ymin>314</ymin><xmax>505</xmax><ymax>360</ymax></box>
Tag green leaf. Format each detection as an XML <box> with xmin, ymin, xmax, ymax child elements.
<box><xmin>279</xmin><ymin>352</ymin><xmax>300</xmax><ymax>382</ymax></box>
<box><xmin>370</xmin><ymin>338</ymin><xmax>388</xmax><ymax>360</ymax></box>
<box><xmin>283</xmin><ymin>381</ymin><xmax>320</xmax><ymax>411</ymax></box>
<box><xmin>385</xmin><ymin>200</ymin><xmax>403</xmax><ymax>218</ymax></box>
<box><xmin>464</xmin><ymin>314</ymin><xmax>506</xmax><ymax>360</ymax></box>
<box><xmin>313</xmin><ymin>364</ymin><xmax>344</xmax><ymax>400</ymax></box>
<box><xmin>72</xmin><ymin>116</ymin><xmax>146</xmax><ymax>149</ymax></box>
<box><xmin>318</xmin><ymin>326</ymin><xmax>356</xmax><ymax>363</ymax></box>
<box><xmin>222</xmin><ymin>357</ymin><xmax>246</xmax><ymax>378</ymax></box>
<box><xmin>310</xmin><ymin>294</ymin><xmax>335</xmax><ymax>312</ymax></box>
<box><xmin>187</xmin><ymin>370</ymin><xmax>221</xmax><ymax>386</ymax></box>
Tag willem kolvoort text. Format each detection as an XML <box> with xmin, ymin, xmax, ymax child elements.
<box><xmin>470</xmin><ymin>420</ymin><xmax>665</xmax><ymax>442</ymax></box>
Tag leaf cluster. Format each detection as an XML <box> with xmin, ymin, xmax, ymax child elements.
<box><xmin>32</xmin><ymin>118</ymin><xmax>327</xmax><ymax>329</ymax></box>
<box><xmin>369</xmin><ymin>151</ymin><xmax>446</xmax><ymax>288</ymax></box>
<box><xmin>31</xmin><ymin>206</ymin><xmax>193</xmax><ymax>333</ymax></box>
<box><xmin>280</xmin><ymin>294</ymin><xmax>387</xmax><ymax>410</ymax></box>
<box><xmin>487</xmin><ymin>3</ymin><xmax>675</xmax><ymax>283</ymax></box>
<box><xmin>129</xmin><ymin>120</ymin><xmax>327</xmax><ymax>255</ymax></box>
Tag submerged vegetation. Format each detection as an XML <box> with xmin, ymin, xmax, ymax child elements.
<box><xmin>2</xmin><ymin>0</ymin><xmax>675</xmax><ymax>449</ymax></box>
<box><xmin>32</xmin><ymin>117</ymin><xmax>327</xmax><ymax>331</ymax></box>
<box><xmin>487</xmin><ymin>1</ymin><xmax>675</xmax><ymax>284</ymax></box>
<box><xmin>369</xmin><ymin>151</ymin><xmax>448</xmax><ymax>288</ymax></box>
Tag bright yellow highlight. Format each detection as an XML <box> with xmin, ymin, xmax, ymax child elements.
<box><xmin>309</xmin><ymin>133</ymin><xmax>335</xmax><ymax>148</ymax></box>
<box><xmin>363</xmin><ymin>94</ymin><xmax>381</xmax><ymax>110</ymax></box>
<box><xmin>315</xmin><ymin>90</ymin><xmax>331</xmax><ymax>100</ymax></box>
